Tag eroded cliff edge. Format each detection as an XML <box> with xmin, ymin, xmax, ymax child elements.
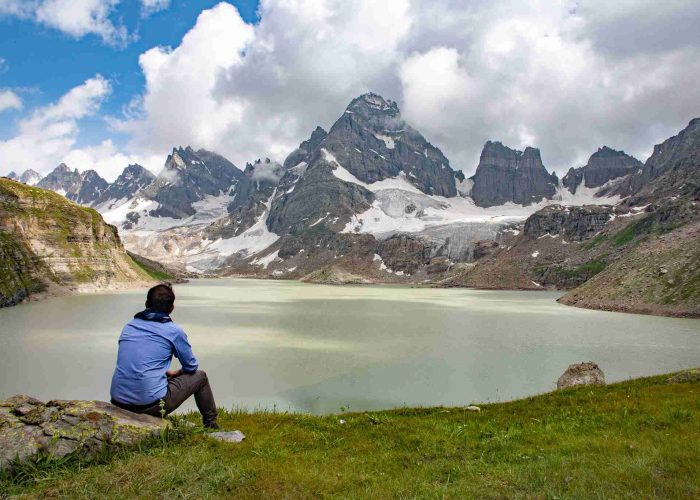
<box><xmin>0</xmin><ymin>178</ymin><xmax>154</xmax><ymax>307</ymax></box>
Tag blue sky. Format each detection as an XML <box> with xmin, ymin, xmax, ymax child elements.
<box><xmin>1</xmin><ymin>1</ymin><xmax>699</xmax><ymax>181</ymax></box>
<box><xmin>0</xmin><ymin>0</ymin><xmax>259</xmax><ymax>157</ymax></box>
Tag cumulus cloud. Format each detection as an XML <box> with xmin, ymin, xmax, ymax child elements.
<box><xmin>0</xmin><ymin>75</ymin><xmax>119</xmax><ymax>178</ymax></box>
<box><xmin>0</xmin><ymin>0</ymin><xmax>128</xmax><ymax>45</ymax></box>
<box><xmin>4</xmin><ymin>0</ymin><xmax>700</xmax><ymax>182</ymax></box>
<box><xmin>114</xmin><ymin>0</ymin><xmax>700</xmax><ymax>177</ymax></box>
<box><xmin>0</xmin><ymin>89</ymin><xmax>21</xmax><ymax>113</ymax></box>
<box><xmin>118</xmin><ymin>0</ymin><xmax>412</xmax><ymax>168</ymax></box>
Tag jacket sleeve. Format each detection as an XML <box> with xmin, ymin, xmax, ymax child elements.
<box><xmin>173</xmin><ymin>327</ymin><xmax>199</xmax><ymax>374</ymax></box>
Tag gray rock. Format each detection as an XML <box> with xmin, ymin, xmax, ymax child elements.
<box><xmin>523</xmin><ymin>204</ymin><xmax>614</xmax><ymax>241</ymax></box>
<box><xmin>557</xmin><ymin>362</ymin><xmax>606</xmax><ymax>389</ymax></box>
<box><xmin>320</xmin><ymin>93</ymin><xmax>458</xmax><ymax>197</ymax></box>
<box><xmin>0</xmin><ymin>395</ymin><xmax>168</xmax><ymax>471</ymax></box>
<box><xmin>36</xmin><ymin>164</ymin><xmax>109</xmax><ymax>205</ymax></box>
<box><xmin>19</xmin><ymin>169</ymin><xmax>42</xmax><ymax>186</ymax></box>
<box><xmin>94</xmin><ymin>164</ymin><xmax>156</xmax><ymax>208</ymax></box>
<box><xmin>145</xmin><ymin>146</ymin><xmax>242</xmax><ymax>219</ymax></box>
<box><xmin>268</xmin><ymin>92</ymin><xmax>460</xmax><ymax>236</ymax></box>
<box><xmin>208</xmin><ymin>430</ymin><xmax>246</xmax><ymax>443</ymax></box>
<box><xmin>37</xmin><ymin>163</ymin><xmax>83</xmax><ymax>197</ymax></box>
<box><xmin>666</xmin><ymin>368</ymin><xmax>700</xmax><ymax>384</ymax></box>
<box><xmin>469</xmin><ymin>141</ymin><xmax>558</xmax><ymax>207</ymax></box>
<box><xmin>562</xmin><ymin>146</ymin><xmax>642</xmax><ymax>194</ymax></box>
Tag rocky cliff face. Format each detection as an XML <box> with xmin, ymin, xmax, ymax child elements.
<box><xmin>19</xmin><ymin>169</ymin><xmax>42</xmax><ymax>186</ymax></box>
<box><xmin>562</xmin><ymin>147</ymin><xmax>642</xmax><ymax>194</ymax></box>
<box><xmin>268</xmin><ymin>93</ymin><xmax>461</xmax><ymax>236</ymax></box>
<box><xmin>36</xmin><ymin>164</ymin><xmax>109</xmax><ymax>205</ymax></box>
<box><xmin>523</xmin><ymin>205</ymin><xmax>614</xmax><ymax>241</ymax></box>
<box><xmin>0</xmin><ymin>179</ymin><xmax>150</xmax><ymax>307</ymax></box>
<box><xmin>95</xmin><ymin>164</ymin><xmax>155</xmax><ymax>208</ymax></box>
<box><xmin>320</xmin><ymin>93</ymin><xmax>458</xmax><ymax>197</ymax></box>
<box><xmin>207</xmin><ymin>158</ymin><xmax>284</xmax><ymax>240</ymax></box>
<box><xmin>437</xmin><ymin>118</ymin><xmax>700</xmax><ymax>316</ymax></box>
<box><xmin>469</xmin><ymin>142</ymin><xmax>558</xmax><ymax>207</ymax></box>
<box><xmin>74</xmin><ymin>170</ymin><xmax>109</xmax><ymax>205</ymax></box>
<box><xmin>37</xmin><ymin>163</ymin><xmax>83</xmax><ymax>196</ymax></box>
<box><xmin>146</xmin><ymin>147</ymin><xmax>242</xmax><ymax>219</ymax></box>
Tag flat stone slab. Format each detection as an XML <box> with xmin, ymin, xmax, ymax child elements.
<box><xmin>208</xmin><ymin>430</ymin><xmax>246</xmax><ymax>443</ymax></box>
<box><xmin>0</xmin><ymin>394</ymin><xmax>168</xmax><ymax>471</ymax></box>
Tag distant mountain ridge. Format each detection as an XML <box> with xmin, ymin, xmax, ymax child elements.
<box><xmin>3</xmin><ymin>93</ymin><xmax>693</xmax><ymax>292</ymax></box>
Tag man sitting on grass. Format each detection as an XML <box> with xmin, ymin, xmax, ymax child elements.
<box><xmin>110</xmin><ymin>283</ymin><xmax>219</xmax><ymax>429</ymax></box>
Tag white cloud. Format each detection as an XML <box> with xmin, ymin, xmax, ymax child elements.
<box><xmin>141</xmin><ymin>0</ymin><xmax>170</xmax><ymax>17</ymax></box>
<box><xmin>4</xmin><ymin>0</ymin><xmax>700</xmax><ymax>182</ymax></box>
<box><xmin>0</xmin><ymin>0</ymin><xmax>128</xmax><ymax>45</ymax></box>
<box><xmin>113</xmin><ymin>0</ymin><xmax>700</xmax><ymax>176</ymax></box>
<box><xmin>61</xmin><ymin>140</ymin><xmax>162</xmax><ymax>181</ymax></box>
<box><xmin>0</xmin><ymin>75</ymin><xmax>114</xmax><ymax>176</ymax></box>
<box><xmin>0</xmin><ymin>89</ymin><xmax>22</xmax><ymax>113</ymax></box>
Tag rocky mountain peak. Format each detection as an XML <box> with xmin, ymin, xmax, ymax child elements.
<box><xmin>470</xmin><ymin>141</ymin><xmax>557</xmax><ymax>207</ymax></box>
<box><xmin>315</xmin><ymin>92</ymin><xmax>458</xmax><ymax>197</ymax></box>
<box><xmin>6</xmin><ymin>171</ymin><xmax>17</xmax><ymax>180</ymax></box>
<box><xmin>563</xmin><ymin>146</ymin><xmax>643</xmax><ymax>194</ymax></box>
<box><xmin>346</xmin><ymin>93</ymin><xmax>401</xmax><ymax>119</ymax></box>
<box><xmin>145</xmin><ymin>146</ymin><xmax>242</xmax><ymax>219</ymax></box>
<box><xmin>283</xmin><ymin>127</ymin><xmax>328</xmax><ymax>170</ymax></box>
<box><xmin>37</xmin><ymin>163</ymin><xmax>83</xmax><ymax>195</ymax></box>
<box><xmin>19</xmin><ymin>169</ymin><xmax>42</xmax><ymax>186</ymax></box>
<box><xmin>94</xmin><ymin>164</ymin><xmax>155</xmax><ymax>208</ymax></box>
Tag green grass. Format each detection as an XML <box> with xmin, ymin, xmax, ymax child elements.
<box><xmin>612</xmin><ymin>222</ymin><xmax>639</xmax><ymax>246</ymax></box>
<box><xmin>581</xmin><ymin>233</ymin><xmax>607</xmax><ymax>250</ymax></box>
<box><xmin>2</xmin><ymin>373</ymin><xmax>698</xmax><ymax>498</ymax></box>
<box><xmin>128</xmin><ymin>254</ymin><xmax>174</xmax><ymax>282</ymax></box>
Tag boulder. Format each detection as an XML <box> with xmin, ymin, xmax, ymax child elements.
<box><xmin>0</xmin><ymin>395</ymin><xmax>169</xmax><ymax>471</ymax></box>
<box><xmin>666</xmin><ymin>368</ymin><xmax>700</xmax><ymax>384</ymax></box>
<box><xmin>557</xmin><ymin>362</ymin><xmax>606</xmax><ymax>389</ymax></box>
<box><xmin>208</xmin><ymin>430</ymin><xmax>246</xmax><ymax>443</ymax></box>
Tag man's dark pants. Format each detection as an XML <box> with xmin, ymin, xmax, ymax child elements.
<box><xmin>117</xmin><ymin>370</ymin><xmax>218</xmax><ymax>426</ymax></box>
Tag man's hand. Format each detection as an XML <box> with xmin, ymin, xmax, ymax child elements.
<box><xmin>166</xmin><ymin>369</ymin><xmax>182</xmax><ymax>378</ymax></box>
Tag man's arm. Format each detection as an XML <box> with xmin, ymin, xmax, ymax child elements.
<box><xmin>172</xmin><ymin>327</ymin><xmax>199</xmax><ymax>374</ymax></box>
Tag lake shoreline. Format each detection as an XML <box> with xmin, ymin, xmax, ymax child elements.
<box><xmin>9</xmin><ymin>273</ymin><xmax>699</xmax><ymax>319</ymax></box>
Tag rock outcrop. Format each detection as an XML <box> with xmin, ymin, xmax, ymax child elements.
<box><xmin>268</xmin><ymin>93</ymin><xmax>460</xmax><ymax>236</ymax></box>
<box><xmin>146</xmin><ymin>146</ymin><xmax>243</xmax><ymax>218</ymax></box>
<box><xmin>0</xmin><ymin>395</ymin><xmax>168</xmax><ymax>472</ymax></box>
<box><xmin>523</xmin><ymin>204</ymin><xmax>614</xmax><ymax>241</ymax></box>
<box><xmin>667</xmin><ymin>368</ymin><xmax>700</xmax><ymax>384</ymax></box>
<box><xmin>319</xmin><ymin>93</ymin><xmax>459</xmax><ymax>197</ymax></box>
<box><xmin>0</xmin><ymin>178</ymin><xmax>151</xmax><ymax>307</ymax></box>
<box><xmin>557</xmin><ymin>362</ymin><xmax>606</xmax><ymax>389</ymax></box>
<box><xmin>37</xmin><ymin>163</ymin><xmax>83</xmax><ymax>196</ymax></box>
<box><xmin>19</xmin><ymin>169</ymin><xmax>42</xmax><ymax>186</ymax></box>
<box><xmin>94</xmin><ymin>164</ymin><xmax>156</xmax><ymax>209</ymax></box>
<box><xmin>469</xmin><ymin>141</ymin><xmax>558</xmax><ymax>207</ymax></box>
<box><xmin>562</xmin><ymin>147</ymin><xmax>642</xmax><ymax>194</ymax></box>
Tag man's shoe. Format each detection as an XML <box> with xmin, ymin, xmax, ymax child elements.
<box><xmin>204</xmin><ymin>422</ymin><xmax>220</xmax><ymax>430</ymax></box>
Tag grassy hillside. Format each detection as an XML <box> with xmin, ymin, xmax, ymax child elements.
<box><xmin>3</xmin><ymin>372</ymin><xmax>698</xmax><ymax>498</ymax></box>
<box><xmin>561</xmin><ymin>219</ymin><xmax>700</xmax><ymax>316</ymax></box>
<box><xmin>0</xmin><ymin>178</ymin><xmax>151</xmax><ymax>306</ymax></box>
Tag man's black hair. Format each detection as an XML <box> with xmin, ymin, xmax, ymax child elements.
<box><xmin>146</xmin><ymin>283</ymin><xmax>175</xmax><ymax>313</ymax></box>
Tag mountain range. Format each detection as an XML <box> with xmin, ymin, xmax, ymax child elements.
<box><xmin>3</xmin><ymin>93</ymin><xmax>698</xmax><ymax>314</ymax></box>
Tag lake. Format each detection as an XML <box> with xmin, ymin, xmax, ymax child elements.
<box><xmin>0</xmin><ymin>279</ymin><xmax>698</xmax><ymax>414</ymax></box>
